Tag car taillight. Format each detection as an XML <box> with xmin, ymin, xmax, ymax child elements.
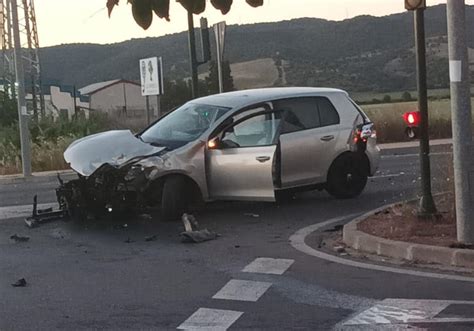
<box><xmin>354</xmin><ymin>123</ymin><xmax>376</xmax><ymax>143</ymax></box>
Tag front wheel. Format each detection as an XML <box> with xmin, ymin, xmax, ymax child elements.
<box><xmin>325</xmin><ymin>154</ymin><xmax>368</xmax><ymax>199</ymax></box>
<box><xmin>161</xmin><ymin>176</ymin><xmax>188</xmax><ymax>221</ymax></box>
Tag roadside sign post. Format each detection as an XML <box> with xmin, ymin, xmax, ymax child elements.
<box><xmin>446</xmin><ymin>0</ymin><xmax>474</xmax><ymax>243</ymax></box>
<box><xmin>213</xmin><ymin>21</ymin><xmax>226</xmax><ymax>93</ymax></box>
<box><xmin>140</xmin><ymin>56</ymin><xmax>164</xmax><ymax>124</ymax></box>
<box><xmin>406</xmin><ymin>0</ymin><xmax>437</xmax><ymax>216</ymax></box>
<box><xmin>145</xmin><ymin>96</ymin><xmax>150</xmax><ymax>125</ymax></box>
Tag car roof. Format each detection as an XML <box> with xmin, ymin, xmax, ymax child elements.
<box><xmin>191</xmin><ymin>87</ymin><xmax>348</xmax><ymax>109</ymax></box>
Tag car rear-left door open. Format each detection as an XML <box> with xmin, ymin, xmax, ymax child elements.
<box><xmin>206</xmin><ymin>111</ymin><xmax>281</xmax><ymax>201</ymax></box>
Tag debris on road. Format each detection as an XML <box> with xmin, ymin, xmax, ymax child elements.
<box><xmin>333</xmin><ymin>245</ymin><xmax>346</xmax><ymax>253</ymax></box>
<box><xmin>139</xmin><ymin>214</ymin><xmax>153</xmax><ymax>220</ymax></box>
<box><xmin>182</xmin><ymin>213</ymin><xmax>199</xmax><ymax>232</ymax></box>
<box><xmin>10</xmin><ymin>234</ymin><xmax>30</xmax><ymax>242</ymax></box>
<box><xmin>11</xmin><ymin>278</ymin><xmax>27</xmax><ymax>287</ymax></box>
<box><xmin>181</xmin><ymin>229</ymin><xmax>218</xmax><ymax>243</ymax></box>
<box><xmin>145</xmin><ymin>235</ymin><xmax>158</xmax><ymax>242</ymax></box>
<box><xmin>24</xmin><ymin>195</ymin><xmax>68</xmax><ymax>228</ymax></box>
<box><xmin>244</xmin><ymin>213</ymin><xmax>260</xmax><ymax>218</ymax></box>
<box><xmin>124</xmin><ymin>237</ymin><xmax>134</xmax><ymax>243</ymax></box>
<box><xmin>180</xmin><ymin>213</ymin><xmax>218</xmax><ymax>243</ymax></box>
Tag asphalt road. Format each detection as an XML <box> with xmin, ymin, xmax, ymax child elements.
<box><xmin>1</xmin><ymin>144</ymin><xmax>473</xmax><ymax>330</ymax></box>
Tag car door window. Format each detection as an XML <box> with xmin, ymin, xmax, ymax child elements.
<box><xmin>221</xmin><ymin>113</ymin><xmax>281</xmax><ymax>148</ymax></box>
<box><xmin>274</xmin><ymin>98</ymin><xmax>321</xmax><ymax>134</ymax></box>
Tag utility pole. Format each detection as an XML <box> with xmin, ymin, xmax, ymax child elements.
<box><xmin>407</xmin><ymin>0</ymin><xmax>437</xmax><ymax>216</ymax></box>
<box><xmin>213</xmin><ymin>21</ymin><xmax>226</xmax><ymax>94</ymax></box>
<box><xmin>11</xmin><ymin>0</ymin><xmax>31</xmax><ymax>176</ymax></box>
<box><xmin>446</xmin><ymin>0</ymin><xmax>474</xmax><ymax>244</ymax></box>
<box><xmin>187</xmin><ymin>10</ymin><xmax>198</xmax><ymax>99</ymax></box>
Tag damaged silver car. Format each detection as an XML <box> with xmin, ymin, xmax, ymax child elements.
<box><xmin>58</xmin><ymin>87</ymin><xmax>380</xmax><ymax>220</ymax></box>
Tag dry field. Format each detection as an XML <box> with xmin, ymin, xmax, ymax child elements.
<box><xmin>361</xmin><ymin>98</ymin><xmax>474</xmax><ymax>143</ymax></box>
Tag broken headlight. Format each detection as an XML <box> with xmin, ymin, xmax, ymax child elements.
<box><xmin>124</xmin><ymin>165</ymin><xmax>145</xmax><ymax>182</ymax></box>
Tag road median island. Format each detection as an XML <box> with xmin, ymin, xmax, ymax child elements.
<box><xmin>343</xmin><ymin>196</ymin><xmax>474</xmax><ymax>269</ymax></box>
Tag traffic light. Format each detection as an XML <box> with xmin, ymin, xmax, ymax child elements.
<box><xmin>402</xmin><ymin>111</ymin><xmax>421</xmax><ymax>139</ymax></box>
<box><xmin>200</xmin><ymin>17</ymin><xmax>211</xmax><ymax>63</ymax></box>
<box><xmin>405</xmin><ymin>0</ymin><xmax>426</xmax><ymax>11</ymax></box>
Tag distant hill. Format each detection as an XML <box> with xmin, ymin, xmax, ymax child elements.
<box><xmin>39</xmin><ymin>4</ymin><xmax>474</xmax><ymax>93</ymax></box>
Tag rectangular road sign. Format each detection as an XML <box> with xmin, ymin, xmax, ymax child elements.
<box><xmin>140</xmin><ymin>57</ymin><xmax>163</xmax><ymax>96</ymax></box>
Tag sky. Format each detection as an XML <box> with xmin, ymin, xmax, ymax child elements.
<box><xmin>36</xmin><ymin>0</ymin><xmax>468</xmax><ymax>47</ymax></box>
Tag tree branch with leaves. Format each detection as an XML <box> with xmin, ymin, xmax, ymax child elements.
<box><xmin>107</xmin><ymin>0</ymin><xmax>264</xmax><ymax>30</ymax></box>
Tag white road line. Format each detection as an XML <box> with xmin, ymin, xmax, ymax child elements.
<box><xmin>0</xmin><ymin>203</ymin><xmax>56</xmax><ymax>220</ymax></box>
<box><xmin>381</xmin><ymin>152</ymin><xmax>452</xmax><ymax>159</ymax></box>
<box><xmin>289</xmin><ymin>214</ymin><xmax>474</xmax><ymax>283</ymax></box>
<box><xmin>371</xmin><ymin>174</ymin><xmax>402</xmax><ymax>179</ymax></box>
<box><xmin>177</xmin><ymin>308</ymin><xmax>243</xmax><ymax>330</ymax></box>
<box><xmin>242</xmin><ymin>257</ymin><xmax>294</xmax><ymax>275</ymax></box>
<box><xmin>212</xmin><ymin>279</ymin><xmax>272</xmax><ymax>302</ymax></box>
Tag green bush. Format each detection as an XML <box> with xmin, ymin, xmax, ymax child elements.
<box><xmin>0</xmin><ymin>111</ymin><xmax>109</xmax><ymax>175</ymax></box>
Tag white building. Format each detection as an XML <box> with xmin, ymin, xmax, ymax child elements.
<box><xmin>26</xmin><ymin>86</ymin><xmax>89</xmax><ymax>120</ymax></box>
<box><xmin>79</xmin><ymin>79</ymin><xmax>159</xmax><ymax>122</ymax></box>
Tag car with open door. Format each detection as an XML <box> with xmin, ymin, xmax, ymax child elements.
<box><xmin>61</xmin><ymin>87</ymin><xmax>380</xmax><ymax>220</ymax></box>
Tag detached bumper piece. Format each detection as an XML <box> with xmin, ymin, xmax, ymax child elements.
<box><xmin>25</xmin><ymin>195</ymin><xmax>69</xmax><ymax>228</ymax></box>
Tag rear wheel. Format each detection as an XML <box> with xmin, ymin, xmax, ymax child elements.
<box><xmin>161</xmin><ymin>176</ymin><xmax>188</xmax><ymax>221</ymax></box>
<box><xmin>326</xmin><ymin>153</ymin><xmax>368</xmax><ymax>199</ymax></box>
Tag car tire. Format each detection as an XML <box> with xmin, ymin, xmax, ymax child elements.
<box><xmin>326</xmin><ymin>153</ymin><xmax>368</xmax><ymax>199</ymax></box>
<box><xmin>161</xmin><ymin>176</ymin><xmax>188</xmax><ymax>221</ymax></box>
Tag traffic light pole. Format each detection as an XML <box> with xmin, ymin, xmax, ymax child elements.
<box><xmin>414</xmin><ymin>8</ymin><xmax>437</xmax><ymax>216</ymax></box>
<box><xmin>187</xmin><ymin>10</ymin><xmax>199</xmax><ymax>99</ymax></box>
<box><xmin>446</xmin><ymin>0</ymin><xmax>474</xmax><ymax>243</ymax></box>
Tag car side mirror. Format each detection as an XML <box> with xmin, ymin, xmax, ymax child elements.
<box><xmin>208</xmin><ymin>137</ymin><xmax>221</xmax><ymax>150</ymax></box>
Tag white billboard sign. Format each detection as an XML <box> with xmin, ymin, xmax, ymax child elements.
<box><xmin>140</xmin><ymin>57</ymin><xmax>163</xmax><ymax>96</ymax></box>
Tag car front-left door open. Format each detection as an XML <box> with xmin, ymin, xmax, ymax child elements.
<box><xmin>206</xmin><ymin>111</ymin><xmax>280</xmax><ymax>201</ymax></box>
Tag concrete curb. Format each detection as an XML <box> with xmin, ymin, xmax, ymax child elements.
<box><xmin>343</xmin><ymin>204</ymin><xmax>474</xmax><ymax>269</ymax></box>
<box><xmin>0</xmin><ymin>170</ymin><xmax>76</xmax><ymax>185</ymax></box>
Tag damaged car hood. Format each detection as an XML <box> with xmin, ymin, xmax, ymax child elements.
<box><xmin>64</xmin><ymin>130</ymin><xmax>165</xmax><ymax>177</ymax></box>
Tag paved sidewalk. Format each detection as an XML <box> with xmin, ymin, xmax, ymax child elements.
<box><xmin>0</xmin><ymin>169</ymin><xmax>75</xmax><ymax>185</ymax></box>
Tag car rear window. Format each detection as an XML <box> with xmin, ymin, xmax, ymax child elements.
<box><xmin>274</xmin><ymin>97</ymin><xmax>340</xmax><ymax>134</ymax></box>
<box><xmin>318</xmin><ymin>97</ymin><xmax>340</xmax><ymax>126</ymax></box>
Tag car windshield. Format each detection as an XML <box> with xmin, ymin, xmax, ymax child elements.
<box><xmin>140</xmin><ymin>103</ymin><xmax>231</xmax><ymax>149</ymax></box>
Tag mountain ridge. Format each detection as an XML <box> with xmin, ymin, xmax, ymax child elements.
<box><xmin>39</xmin><ymin>4</ymin><xmax>474</xmax><ymax>93</ymax></box>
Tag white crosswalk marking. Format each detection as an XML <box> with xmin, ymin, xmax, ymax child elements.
<box><xmin>242</xmin><ymin>257</ymin><xmax>294</xmax><ymax>275</ymax></box>
<box><xmin>178</xmin><ymin>257</ymin><xmax>293</xmax><ymax>329</ymax></box>
<box><xmin>177</xmin><ymin>308</ymin><xmax>243</xmax><ymax>330</ymax></box>
<box><xmin>213</xmin><ymin>279</ymin><xmax>272</xmax><ymax>302</ymax></box>
<box><xmin>343</xmin><ymin>299</ymin><xmax>474</xmax><ymax>327</ymax></box>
